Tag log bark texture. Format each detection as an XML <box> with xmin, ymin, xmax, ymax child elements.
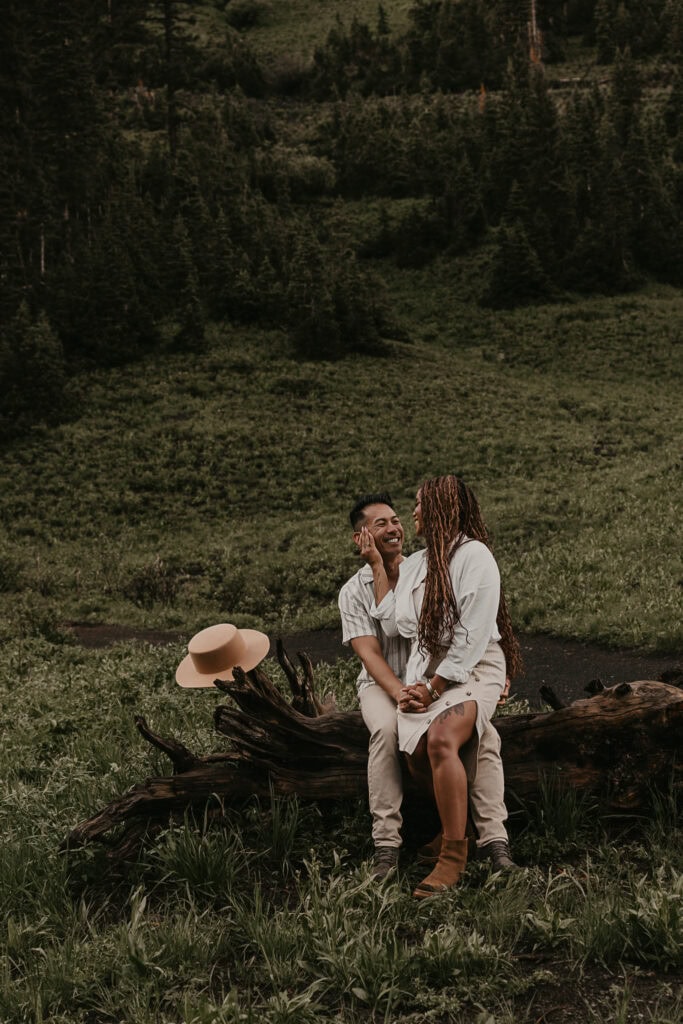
<box><xmin>63</xmin><ymin>643</ymin><xmax>682</xmax><ymax>858</ymax></box>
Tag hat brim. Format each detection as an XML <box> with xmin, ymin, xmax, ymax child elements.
<box><xmin>175</xmin><ymin>629</ymin><xmax>270</xmax><ymax>688</ymax></box>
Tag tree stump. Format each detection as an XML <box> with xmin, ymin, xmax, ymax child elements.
<box><xmin>63</xmin><ymin>642</ymin><xmax>682</xmax><ymax>859</ymax></box>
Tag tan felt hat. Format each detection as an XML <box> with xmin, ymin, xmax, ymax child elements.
<box><xmin>176</xmin><ymin>623</ymin><xmax>270</xmax><ymax>688</ymax></box>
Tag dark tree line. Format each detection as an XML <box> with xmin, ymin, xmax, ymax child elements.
<box><xmin>1</xmin><ymin>0</ymin><xmax>682</xmax><ymax>436</ymax></box>
<box><xmin>321</xmin><ymin>47</ymin><xmax>682</xmax><ymax>295</ymax></box>
<box><xmin>310</xmin><ymin>0</ymin><xmax>683</xmax><ymax>96</ymax></box>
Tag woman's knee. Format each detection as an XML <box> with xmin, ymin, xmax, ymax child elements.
<box><xmin>427</xmin><ymin>703</ymin><xmax>476</xmax><ymax>762</ymax></box>
<box><xmin>426</xmin><ymin>733</ymin><xmax>456</xmax><ymax>767</ymax></box>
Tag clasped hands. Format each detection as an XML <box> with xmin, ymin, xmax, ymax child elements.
<box><xmin>398</xmin><ymin>682</ymin><xmax>433</xmax><ymax>714</ymax></box>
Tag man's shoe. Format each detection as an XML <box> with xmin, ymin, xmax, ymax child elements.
<box><xmin>371</xmin><ymin>846</ymin><xmax>399</xmax><ymax>880</ymax></box>
<box><xmin>478</xmin><ymin>840</ymin><xmax>519</xmax><ymax>871</ymax></box>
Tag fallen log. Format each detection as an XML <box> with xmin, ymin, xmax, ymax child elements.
<box><xmin>63</xmin><ymin>643</ymin><xmax>682</xmax><ymax>858</ymax></box>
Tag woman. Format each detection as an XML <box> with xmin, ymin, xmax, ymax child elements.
<box><xmin>361</xmin><ymin>475</ymin><xmax>521</xmax><ymax>898</ymax></box>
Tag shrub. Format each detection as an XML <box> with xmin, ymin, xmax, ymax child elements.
<box><xmin>0</xmin><ymin>554</ymin><xmax>22</xmax><ymax>594</ymax></box>
<box><xmin>202</xmin><ymin>32</ymin><xmax>267</xmax><ymax>96</ymax></box>
<box><xmin>266</xmin><ymin>54</ymin><xmax>312</xmax><ymax>97</ymax></box>
<box><xmin>254</xmin><ymin>146</ymin><xmax>336</xmax><ymax>202</ymax></box>
<box><xmin>123</xmin><ymin>557</ymin><xmax>180</xmax><ymax>609</ymax></box>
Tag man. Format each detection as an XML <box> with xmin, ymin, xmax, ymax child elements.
<box><xmin>338</xmin><ymin>492</ymin><xmax>516</xmax><ymax>879</ymax></box>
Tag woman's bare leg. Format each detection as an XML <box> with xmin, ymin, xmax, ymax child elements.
<box><xmin>411</xmin><ymin>702</ymin><xmax>478</xmax><ymax>897</ymax></box>
<box><xmin>426</xmin><ymin>701</ymin><xmax>477</xmax><ymax>840</ymax></box>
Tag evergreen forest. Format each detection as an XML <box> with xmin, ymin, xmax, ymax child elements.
<box><xmin>2</xmin><ymin>0</ymin><xmax>682</xmax><ymax>436</ymax></box>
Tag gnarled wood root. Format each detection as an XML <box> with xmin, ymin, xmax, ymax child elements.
<box><xmin>63</xmin><ymin>643</ymin><xmax>682</xmax><ymax>859</ymax></box>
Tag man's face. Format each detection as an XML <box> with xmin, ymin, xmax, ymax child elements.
<box><xmin>354</xmin><ymin>503</ymin><xmax>404</xmax><ymax>558</ymax></box>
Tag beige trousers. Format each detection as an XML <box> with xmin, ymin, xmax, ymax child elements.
<box><xmin>359</xmin><ymin>683</ymin><xmax>509</xmax><ymax>848</ymax></box>
<box><xmin>359</xmin><ymin>683</ymin><xmax>403</xmax><ymax>848</ymax></box>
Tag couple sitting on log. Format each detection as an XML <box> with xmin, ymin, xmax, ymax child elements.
<box><xmin>339</xmin><ymin>474</ymin><xmax>523</xmax><ymax>898</ymax></box>
<box><xmin>70</xmin><ymin>476</ymin><xmax>679</xmax><ymax>865</ymax></box>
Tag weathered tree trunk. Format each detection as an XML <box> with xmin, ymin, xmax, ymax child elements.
<box><xmin>63</xmin><ymin>642</ymin><xmax>682</xmax><ymax>859</ymax></box>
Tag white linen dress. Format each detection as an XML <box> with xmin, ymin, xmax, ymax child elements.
<box><xmin>371</xmin><ymin>538</ymin><xmax>506</xmax><ymax>758</ymax></box>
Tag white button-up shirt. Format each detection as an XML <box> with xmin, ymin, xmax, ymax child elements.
<box><xmin>372</xmin><ymin>538</ymin><xmax>501</xmax><ymax>687</ymax></box>
<box><xmin>339</xmin><ymin>563</ymin><xmax>410</xmax><ymax>693</ymax></box>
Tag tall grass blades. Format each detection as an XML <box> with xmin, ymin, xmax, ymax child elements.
<box><xmin>525</xmin><ymin>860</ymin><xmax>683</xmax><ymax>970</ymax></box>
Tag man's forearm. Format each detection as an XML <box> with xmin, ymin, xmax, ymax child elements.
<box><xmin>371</xmin><ymin>560</ymin><xmax>392</xmax><ymax>608</ymax></box>
<box><xmin>358</xmin><ymin>648</ymin><xmax>403</xmax><ymax>703</ymax></box>
<box><xmin>365</xmin><ymin>658</ymin><xmax>403</xmax><ymax>702</ymax></box>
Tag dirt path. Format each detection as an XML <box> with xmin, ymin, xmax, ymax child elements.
<box><xmin>67</xmin><ymin>623</ymin><xmax>680</xmax><ymax>707</ymax></box>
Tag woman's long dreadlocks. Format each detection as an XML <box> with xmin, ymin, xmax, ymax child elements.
<box><xmin>417</xmin><ymin>475</ymin><xmax>523</xmax><ymax>679</ymax></box>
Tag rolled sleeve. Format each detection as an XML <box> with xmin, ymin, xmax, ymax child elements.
<box><xmin>338</xmin><ymin>586</ymin><xmax>378</xmax><ymax>645</ymax></box>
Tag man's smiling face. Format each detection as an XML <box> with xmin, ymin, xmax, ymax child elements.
<box><xmin>354</xmin><ymin>503</ymin><xmax>404</xmax><ymax>558</ymax></box>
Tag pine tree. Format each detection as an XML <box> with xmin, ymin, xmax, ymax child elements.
<box><xmin>93</xmin><ymin>0</ymin><xmax>154</xmax><ymax>90</ymax></box>
<box><xmin>0</xmin><ymin>3</ymin><xmax>34</xmax><ymax>322</ymax></box>
<box><xmin>519</xmin><ymin>66</ymin><xmax>567</xmax><ymax>232</ymax></box>
<box><xmin>664</xmin><ymin>0</ymin><xmax>683</xmax><ymax>56</ymax></box>
<box><xmin>31</xmin><ymin>1</ymin><xmax>114</xmax><ymax>235</ymax></box>
<box><xmin>205</xmin><ymin>207</ymin><xmax>239</xmax><ymax>320</ymax></box>
<box><xmin>561</xmin><ymin>108</ymin><xmax>641</xmax><ymax>294</ymax></box>
<box><xmin>624</xmin><ymin>0</ymin><xmax>667</xmax><ymax>56</ymax></box>
<box><xmin>286</xmin><ymin>233</ymin><xmax>341</xmax><ymax>359</ymax></box>
<box><xmin>482</xmin><ymin>217</ymin><xmax>551</xmax><ymax>308</ymax></box>
<box><xmin>56</xmin><ymin>191</ymin><xmax>159</xmax><ymax>365</ymax></box>
<box><xmin>608</xmin><ymin>46</ymin><xmax>642</xmax><ymax>145</ymax></box>
<box><xmin>439</xmin><ymin>154</ymin><xmax>485</xmax><ymax>252</ymax></box>
<box><xmin>0</xmin><ymin>303</ymin><xmax>68</xmax><ymax>434</ymax></box>
<box><xmin>286</xmin><ymin>231</ymin><xmax>386</xmax><ymax>359</ymax></box>
<box><xmin>167</xmin><ymin>214</ymin><xmax>204</xmax><ymax>350</ymax></box>
<box><xmin>562</xmin><ymin>85</ymin><xmax>605</xmax><ymax>228</ymax></box>
<box><xmin>664</xmin><ymin>65</ymin><xmax>683</xmax><ymax>138</ymax></box>
<box><xmin>632</xmin><ymin>110</ymin><xmax>683</xmax><ymax>283</ymax></box>
<box><xmin>377</xmin><ymin>4</ymin><xmax>391</xmax><ymax>35</ymax></box>
<box><xmin>595</xmin><ymin>0</ymin><xmax>617</xmax><ymax>63</ymax></box>
<box><xmin>147</xmin><ymin>1</ymin><xmax>203</xmax><ymax>158</ymax></box>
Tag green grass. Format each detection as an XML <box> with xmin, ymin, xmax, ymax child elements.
<box><xmin>238</xmin><ymin>0</ymin><xmax>415</xmax><ymax>63</ymax></box>
<box><xmin>0</xmin><ymin>639</ymin><xmax>681</xmax><ymax>1023</ymax></box>
<box><xmin>1</xmin><ymin>266</ymin><xmax>681</xmax><ymax>652</ymax></box>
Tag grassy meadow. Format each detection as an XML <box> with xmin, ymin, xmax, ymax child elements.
<box><xmin>1</xmin><ymin>263</ymin><xmax>681</xmax><ymax>650</ymax></box>
<box><xmin>1</xmin><ymin>262</ymin><xmax>682</xmax><ymax>1022</ymax></box>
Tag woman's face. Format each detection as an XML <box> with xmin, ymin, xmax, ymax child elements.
<box><xmin>412</xmin><ymin>490</ymin><xmax>423</xmax><ymax>537</ymax></box>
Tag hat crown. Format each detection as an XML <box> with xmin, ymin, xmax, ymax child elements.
<box><xmin>188</xmin><ymin>623</ymin><xmax>247</xmax><ymax>675</ymax></box>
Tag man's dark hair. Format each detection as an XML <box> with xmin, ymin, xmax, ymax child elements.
<box><xmin>349</xmin><ymin>492</ymin><xmax>394</xmax><ymax>530</ymax></box>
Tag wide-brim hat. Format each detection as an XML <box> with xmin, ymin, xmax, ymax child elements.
<box><xmin>176</xmin><ymin>623</ymin><xmax>270</xmax><ymax>688</ymax></box>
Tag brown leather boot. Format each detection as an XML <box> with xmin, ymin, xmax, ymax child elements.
<box><xmin>477</xmin><ymin>839</ymin><xmax>519</xmax><ymax>872</ymax></box>
<box><xmin>413</xmin><ymin>838</ymin><xmax>469</xmax><ymax>899</ymax></box>
<box><xmin>416</xmin><ymin>831</ymin><xmax>442</xmax><ymax>864</ymax></box>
